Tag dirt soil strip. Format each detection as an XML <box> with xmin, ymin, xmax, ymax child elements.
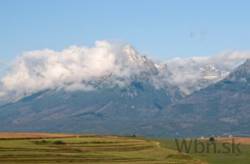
<box><xmin>216</xmin><ymin>137</ymin><xmax>250</xmax><ymax>145</ymax></box>
<box><xmin>0</xmin><ymin>132</ymin><xmax>80</xmax><ymax>139</ymax></box>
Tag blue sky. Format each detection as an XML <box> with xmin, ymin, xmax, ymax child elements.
<box><xmin>0</xmin><ymin>0</ymin><xmax>250</xmax><ymax>62</ymax></box>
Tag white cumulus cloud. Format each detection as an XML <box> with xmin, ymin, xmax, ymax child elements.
<box><xmin>0</xmin><ymin>41</ymin><xmax>157</xmax><ymax>101</ymax></box>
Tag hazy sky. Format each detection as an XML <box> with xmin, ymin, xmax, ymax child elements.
<box><xmin>0</xmin><ymin>0</ymin><xmax>250</xmax><ymax>61</ymax></box>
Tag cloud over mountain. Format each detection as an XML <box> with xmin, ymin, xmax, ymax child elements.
<box><xmin>0</xmin><ymin>41</ymin><xmax>250</xmax><ymax>101</ymax></box>
<box><xmin>162</xmin><ymin>51</ymin><xmax>250</xmax><ymax>94</ymax></box>
<box><xmin>0</xmin><ymin>41</ymin><xmax>159</xmax><ymax>100</ymax></box>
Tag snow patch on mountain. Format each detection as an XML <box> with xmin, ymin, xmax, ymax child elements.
<box><xmin>160</xmin><ymin>51</ymin><xmax>250</xmax><ymax>94</ymax></box>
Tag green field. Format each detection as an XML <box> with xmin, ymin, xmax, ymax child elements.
<box><xmin>0</xmin><ymin>134</ymin><xmax>250</xmax><ymax>164</ymax></box>
<box><xmin>0</xmin><ymin>134</ymin><xmax>203</xmax><ymax>164</ymax></box>
<box><xmin>158</xmin><ymin>138</ymin><xmax>250</xmax><ymax>164</ymax></box>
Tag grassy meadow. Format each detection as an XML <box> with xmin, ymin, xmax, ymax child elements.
<box><xmin>0</xmin><ymin>133</ymin><xmax>203</xmax><ymax>164</ymax></box>
<box><xmin>158</xmin><ymin>138</ymin><xmax>250</xmax><ymax>164</ymax></box>
<box><xmin>0</xmin><ymin>133</ymin><xmax>250</xmax><ymax>164</ymax></box>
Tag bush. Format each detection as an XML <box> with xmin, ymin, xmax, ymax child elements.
<box><xmin>209</xmin><ymin>137</ymin><xmax>215</xmax><ymax>142</ymax></box>
<box><xmin>53</xmin><ymin>140</ymin><xmax>66</xmax><ymax>145</ymax></box>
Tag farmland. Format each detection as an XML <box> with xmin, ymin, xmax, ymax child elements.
<box><xmin>0</xmin><ymin>132</ymin><xmax>250</xmax><ymax>164</ymax></box>
<box><xmin>0</xmin><ymin>132</ymin><xmax>202</xmax><ymax>164</ymax></box>
<box><xmin>159</xmin><ymin>137</ymin><xmax>250</xmax><ymax>164</ymax></box>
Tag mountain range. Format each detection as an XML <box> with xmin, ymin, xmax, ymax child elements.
<box><xmin>0</xmin><ymin>42</ymin><xmax>249</xmax><ymax>137</ymax></box>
